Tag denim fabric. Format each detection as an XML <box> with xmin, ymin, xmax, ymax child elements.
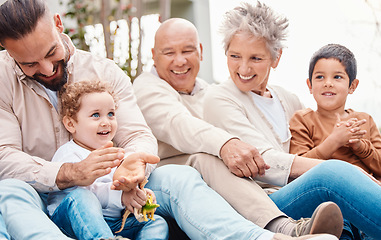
<box><xmin>0</xmin><ymin>179</ymin><xmax>73</xmax><ymax>240</ymax></box>
<box><xmin>145</xmin><ymin>164</ymin><xmax>272</xmax><ymax>240</ymax></box>
<box><xmin>269</xmin><ymin>160</ymin><xmax>381</xmax><ymax>239</ymax></box>
<box><xmin>51</xmin><ymin>188</ymin><xmax>114</xmax><ymax>240</ymax></box>
<box><xmin>0</xmin><ymin>213</ymin><xmax>9</xmax><ymax>240</ymax></box>
<box><xmin>51</xmin><ymin>187</ymin><xmax>169</xmax><ymax>240</ymax></box>
<box><xmin>105</xmin><ymin>214</ymin><xmax>168</xmax><ymax>240</ymax></box>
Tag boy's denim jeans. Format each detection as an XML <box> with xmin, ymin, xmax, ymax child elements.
<box><xmin>270</xmin><ymin>160</ymin><xmax>381</xmax><ymax>239</ymax></box>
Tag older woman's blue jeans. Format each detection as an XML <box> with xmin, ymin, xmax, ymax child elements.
<box><xmin>269</xmin><ymin>160</ymin><xmax>381</xmax><ymax>239</ymax></box>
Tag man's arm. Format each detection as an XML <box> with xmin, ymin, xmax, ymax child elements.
<box><xmin>133</xmin><ymin>72</ymin><xmax>232</xmax><ymax>158</ymax></box>
<box><xmin>55</xmin><ymin>142</ymin><xmax>124</xmax><ymax>189</ymax></box>
<box><xmin>0</xmin><ymin>96</ymin><xmax>63</xmax><ymax>192</ymax></box>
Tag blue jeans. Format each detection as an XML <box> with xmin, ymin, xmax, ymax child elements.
<box><xmin>105</xmin><ymin>215</ymin><xmax>168</xmax><ymax>240</ymax></box>
<box><xmin>51</xmin><ymin>188</ymin><xmax>169</xmax><ymax>240</ymax></box>
<box><xmin>269</xmin><ymin>160</ymin><xmax>381</xmax><ymax>239</ymax></box>
<box><xmin>51</xmin><ymin>188</ymin><xmax>114</xmax><ymax>240</ymax></box>
<box><xmin>145</xmin><ymin>164</ymin><xmax>272</xmax><ymax>240</ymax></box>
<box><xmin>0</xmin><ymin>213</ymin><xmax>10</xmax><ymax>240</ymax></box>
<box><xmin>0</xmin><ymin>179</ymin><xmax>73</xmax><ymax>240</ymax></box>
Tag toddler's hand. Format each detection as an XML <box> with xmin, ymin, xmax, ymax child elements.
<box><xmin>144</xmin><ymin>188</ymin><xmax>157</xmax><ymax>204</ymax></box>
<box><xmin>121</xmin><ymin>187</ymin><xmax>146</xmax><ymax>213</ymax></box>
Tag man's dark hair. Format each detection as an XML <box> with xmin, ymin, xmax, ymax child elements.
<box><xmin>0</xmin><ymin>0</ymin><xmax>48</xmax><ymax>45</ymax></box>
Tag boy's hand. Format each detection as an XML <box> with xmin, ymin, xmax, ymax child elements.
<box><xmin>329</xmin><ymin>121</ymin><xmax>350</xmax><ymax>147</ymax></box>
<box><xmin>346</xmin><ymin>118</ymin><xmax>367</xmax><ymax>150</ymax></box>
<box><xmin>56</xmin><ymin>141</ymin><xmax>124</xmax><ymax>190</ymax></box>
<box><xmin>121</xmin><ymin>187</ymin><xmax>147</xmax><ymax>213</ymax></box>
<box><xmin>111</xmin><ymin>152</ymin><xmax>160</xmax><ymax>191</ymax></box>
<box><xmin>329</xmin><ymin>116</ymin><xmax>367</xmax><ymax>148</ymax></box>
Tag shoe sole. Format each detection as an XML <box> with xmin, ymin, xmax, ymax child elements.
<box><xmin>309</xmin><ymin>202</ymin><xmax>343</xmax><ymax>238</ymax></box>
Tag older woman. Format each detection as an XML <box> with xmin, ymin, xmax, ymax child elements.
<box><xmin>204</xmin><ymin>2</ymin><xmax>381</xmax><ymax>239</ymax></box>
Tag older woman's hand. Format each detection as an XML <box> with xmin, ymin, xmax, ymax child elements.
<box><xmin>220</xmin><ymin>139</ymin><xmax>270</xmax><ymax>178</ymax></box>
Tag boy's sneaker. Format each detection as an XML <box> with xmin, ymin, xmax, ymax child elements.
<box><xmin>291</xmin><ymin>202</ymin><xmax>343</xmax><ymax>238</ymax></box>
<box><xmin>273</xmin><ymin>233</ymin><xmax>338</xmax><ymax>240</ymax></box>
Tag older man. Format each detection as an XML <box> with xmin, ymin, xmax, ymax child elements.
<box><xmin>133</xmin><ymin>18</ymin><xmax>343</xmax><ymax>239</ymax></box>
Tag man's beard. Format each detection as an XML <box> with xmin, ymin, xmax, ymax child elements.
<box><xmin>33</xmin><ymin>60</ymin><xmax>68</xmax><ymax>92</ymax></box>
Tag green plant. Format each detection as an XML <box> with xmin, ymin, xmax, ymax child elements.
<box><xmin>60</xmin><ymin>0</ymin><xmax>141</xmax><ymax>81</ymax></box>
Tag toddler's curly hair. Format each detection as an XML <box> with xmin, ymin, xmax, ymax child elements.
<box><xmin>59</xmin><ymin>80</ymin><xmax>117</xmax><ymax>121</ymax></box>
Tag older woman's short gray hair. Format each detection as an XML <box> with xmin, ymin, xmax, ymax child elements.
<box><xmin>220</xmin><ymin>1</ymin><xmax>288</xmax><ymax>60</ymax></box>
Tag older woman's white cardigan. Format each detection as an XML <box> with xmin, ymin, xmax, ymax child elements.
<box><xmin>204</xmin><ymin>78</ymin><xmax>304</xmax><ymax>187</ymax></box>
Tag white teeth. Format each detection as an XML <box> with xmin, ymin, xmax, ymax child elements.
<box><xmin>98</xmin><ymin>131</ymin><xmax>110</xmax><ymax>135</ymax></box>
<box><xmin>44</xmin><ymin>69</ymin><xmax>57</xmax><ymax>78</ymax></box>
<box><xmin>323</xmin><ymin>92</ymin><xmax>334</xmax><ymax>96</ymax></box>
<box><xmin>172</xmin><ymin>69</ymin><xmax>189</xmax><ymax>74</ymax></box>
<box><xmin>239</xmin><ymin>74</ymin><xmax>254</xmax><ymax>80</ymax></box>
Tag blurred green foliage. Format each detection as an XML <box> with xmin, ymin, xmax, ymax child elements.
<box><xmin>60</xmin><ymin>0</ymin><xmax>139</xmax><ymax>81</ymax></box>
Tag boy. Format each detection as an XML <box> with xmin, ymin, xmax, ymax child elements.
<box><xmin>289</xmin><ymin>43</ymin><xmax>381</xmax><ymax>179</ymax></box>
<box><xmin>47</xmin><ymin>80</ymin><xmax>168</xmax><ymax>240</ymax></box>
<box><xmin>289</xmin><ymin>43</ymin><xmax>381</xmax><ymax>240</ymax></box>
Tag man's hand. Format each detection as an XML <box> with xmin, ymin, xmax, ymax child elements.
<box><xmin>56</xmin><ymin>141</ymin><xmax>124</xmax><ymax>190</ymax></box>
<box><xmin>220</xmin><ymin>138</ymin><xmax>270</xmax><ymax>178</ymax></box>
<box><xmin>111</xmin><ymin>152</ymin><xmax>160</xmax><ymax>191</ymax></box>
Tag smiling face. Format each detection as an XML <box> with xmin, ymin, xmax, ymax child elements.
<box><xmin>64</xmin><ymin>92</ymin><xmax>118</xmax><ymax>151</ymax></box>
<box><xmin>3</xmin><ymin>14</ymin><xmax>69</xmax><ymax>91</ymax></box>
<box><xmin>152</xmin><ymin>19</ymin><xmax>203</xmax><ymax>94</ymax></box>
<box><xmin>307</xmin><ymin>58</ymin><xmax>359</xmax><ymax>115</ymax></box>
<box><xmin>227</xmin><ymin>32</ymin><xmax>280</xmax><ymax>95</ymax></box>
